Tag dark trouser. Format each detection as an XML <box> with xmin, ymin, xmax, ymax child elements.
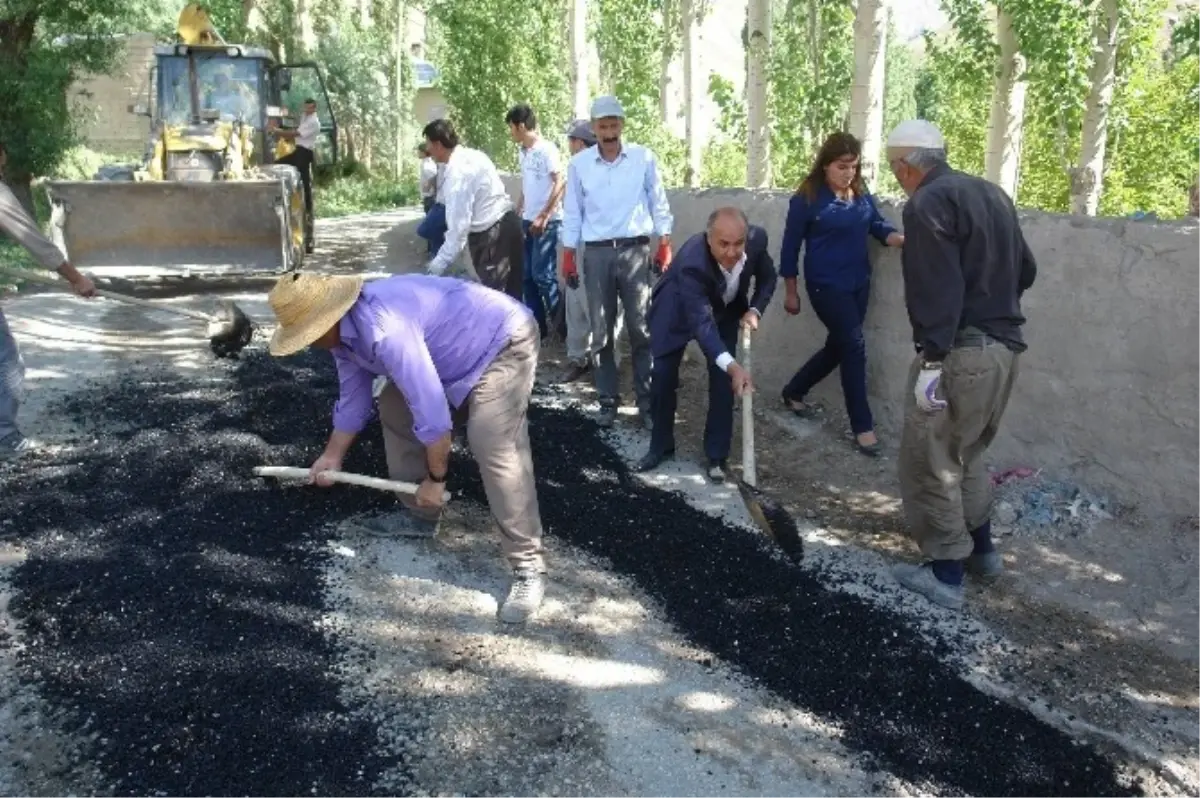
<box><xmin>418</xmin><ymin>200</ymin><xmax>447</xmax><ymax>254</ymax></box>
<box><xmin>521</xmin><ymin>219</ymin><xmax>561</xmax><ymax>338</ymax></box>
<box><xmin>648</xmin><ymin>316</ymin><xmax>739</xmax><ymax>461</ymax></box>
<box><xmin>782</xmin><ymin>282</ymin><xmax>874</xmax><ymax>434</ymax></box>
<box><xmin>277</xmin><ymin>145</ymin><xmax>314</xmax><ymax>217</ymax></box>
<box><xmin>898</xmin><ymin>331</ymin><xmax>1019</xmax><ymax>561</ymax></box>
<box><xmin>467</xmin><ymin>210</ymin><xmax>524</xmax><ymax>300</ymax></box>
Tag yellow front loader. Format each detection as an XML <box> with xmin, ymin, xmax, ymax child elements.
<box><xmin>43</xmin><ymin>4</ymin><xmax>340</xmax><ymax>279</ymax></box>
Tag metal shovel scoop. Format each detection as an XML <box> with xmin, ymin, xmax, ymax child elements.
<box><xmin>0</xmin><ymin>266</ymin><xmax>255</xmax><ymax>359</ymax></box>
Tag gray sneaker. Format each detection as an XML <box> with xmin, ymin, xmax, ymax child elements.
<box><xmin>966</xmin><ymin>550</ymin><xmax>1003</xmax><ymax>581</ymax></box>
<box><xmin>498</xmin><ymin>570</ymin><xmax>545</xmax><ymax>624</ymax></box>
<box><xmin>892</xmin><ymin>563</ymin><xmax>964</xmax><ymax>610</ymax></box>
<box><xmin>0</xmin><ymin>434</ymin><xmax>35</xmax><ymax>461</ymax></box>
<box><xmin>354</xmin><ymin>510</ymin><xmax>439</xmax><ymax>538</ymax></box>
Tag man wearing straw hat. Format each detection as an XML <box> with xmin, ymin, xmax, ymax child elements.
<box><xmin>266</xmin><ymin>271</ymin><xmax>547</xmax><ymax>624</ymax></box>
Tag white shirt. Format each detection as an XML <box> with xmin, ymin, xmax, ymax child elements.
<box><xmin>562</xmin><ymin>142</ymin><xmax>673</xmax><ymax>248</ymax></box>
<box><xmin>518</xmin><ymin>137</ymin><xmax>563</xmax><ymax>222</ymax></box>
<box><xmin>296</xmin><ymin>112</ymin><xmax>320</xmax><ymax>150</ymax></box>
<box><xmin>428</xmin><ymin>145</ymin><xmax>513</xmax><ymax>274</ymax></box>
<box><xmin>419</xmin><ymin>157</ymin><xmax>438</xmax><ymax>198</ymax></box>
<box><xmin>714</xmin><ymin>252</ymin><xmax>749</xmax><ymax>373</ymax></box>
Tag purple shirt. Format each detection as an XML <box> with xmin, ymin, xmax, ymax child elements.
<box><xmin>331</xmin><ymin>274</ymin><xmax>531</xmax><ymax>445</ymax></box>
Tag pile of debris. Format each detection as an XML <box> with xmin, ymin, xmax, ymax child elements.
<box><xmin>990</xmin><ymin>467</ymin><xmax>1114</xmax><ymax>539</ymax></box>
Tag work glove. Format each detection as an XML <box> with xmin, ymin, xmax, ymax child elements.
<box><xmin>562</xmin><ymin>249</ymin><xmax>580</xmax><ymax>290</ymax></box>
<box><xmin>425</xmin><ymin>259</ymin><xmax>447</xmax><ymax>277</ymax></box>
<box><xmin>652</xmin><ymin>240</ymin><xmax>673</xmax><ymax>276</ymax></box>
<box><xmin>913</xmin><ymin>364</ymin><xmax>947</xmax><ymax>413</ymax></box>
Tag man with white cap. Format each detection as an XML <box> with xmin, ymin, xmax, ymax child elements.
<box><xmin>265</xmin><ymin>271</ymin><xmax>548</xmax><ymax>624</ymax></box>
<box><xmin>557</xmin><ymin>119</ymin><xmax>600</xmax><ymax>384</ymax></box>
<box><xmin>884</xmin><ymin>119</ymin><xmax>1038</xmax><ymax>611</ymax></box>
<box><xmin>562</xmin><ymin>95</ymin><xmax>674</xmax><ymax>428</ymax></box>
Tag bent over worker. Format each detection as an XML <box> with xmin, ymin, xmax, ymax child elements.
<box><xmin>0</xmin><ymin>141</ymin><xmax>97</xmax><ymax>460</ymax></box>
<box><xmin>562</xmin><ymin>95</ymin><xmax>674</xmax><ymax>429</ymax></box>
<box><xmin>266</xmin><ymin>272</ymin><xmax>547</xmax><ymax>624</ymax></box>
<box><xmin>640</xmin><ymin>208</ymin><xmax>776</xmax><ymax>482</ymax></box>
<box><xmin>885</xmin><ymin>120</ymin><xmax>1037</xmax><ymax>611</ymax></box>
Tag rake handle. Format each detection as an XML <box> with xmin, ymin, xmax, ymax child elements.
<box><xmin>0</xmin><ymin>266</ymin><xmax>217</xmax><ymax>323</ymax></box>
<box><xmin>741</xmin><ymin>325</ymin><xmax>756</xmax><ymax>488</ymax></box>
<box><xmin>253</xmin><ymin>466</ymin><xmax>452</xmax><ymax>504</ymax></box>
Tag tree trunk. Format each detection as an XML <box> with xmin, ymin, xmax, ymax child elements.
<box><xmin>568</xmin><ymin>0</ymin><xmax>590</xmax><ymax>118</ymax></box>
<box><xmin>294</xmin><ymin>0</ymin><xmax>316</xmax><ymax>57</ymax></box>
<box><xmin>242</xmin><ymin>0</ymin><xmax>265</xmax><ymax>38</ymax></box>
<box><xmin>2</xmin><ymin>176</ymin><xmax>36</xmax><ymax>220</ymax></box>
<box><xmin>393</xmin><ymin>0</ymin><xmax>410</xmax><ymax>180</ymax></box>
<box><xmin>1070</xmin><ymin>0</ymin><xmax>1120</xmax><ymax>216</ymax></box>
<box><xmin>681</xmin><ymin>0</ymin><xmax>704</xmax><ymax>187</ymax></box>
<box><xmin>807</xmin><ymin>0</ymin><xmax>822</xmax><ymax>153</ymax></box>
<box><xmin>358</xmin><ymin>0</ymin><xmax>371</xmax><ymax>27</ymax></box>
<box><xmin>745</xmin><ymin>0</ymin><xmax>772</xmax><ymax>188</ymax></box>
<box><xmin>982</xmin><ymin>7</ymin><xmax>1027</xmax><ymax>199</ymax></box>
<box><xmin>848</xmin><ymin>0</ymin><xmax>888</xmax><ymax>188</ymax></box>
<box><xmin>658</xmin><ymin>0</ymin><xmax>681</xmax><ymax>129</ymax></box>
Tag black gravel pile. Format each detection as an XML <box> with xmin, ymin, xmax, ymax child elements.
<box><xmin>450</xmin><ymin>385</ymin><xmax>1141</xmax><ymax>798</ymax></box>
<box><xmin>0</xmin><ymin>351</ymin><xmax>401</xmax><ymax>796</ymax></box>
<box><xmin>0</xmin><ymin>353</ymin><xmax>1141</xmax><ymax>797</ymax></box>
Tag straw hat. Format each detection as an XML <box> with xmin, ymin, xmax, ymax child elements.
<box><xmin>267</xmin><ymin>272</ymin><xmax>364</xmax><ymax>356</ymax></box>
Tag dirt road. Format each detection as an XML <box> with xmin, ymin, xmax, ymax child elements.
<box><xmin>0</xmin><ymin>211</ymin><xmax>1193</xmax><ymax>796</ymax></box>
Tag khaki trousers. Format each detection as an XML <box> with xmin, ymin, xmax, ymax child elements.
<box><xmin>898</xmin><ymin>334</ymin><xmax>1019</xmax><ymax>561</ymax></box>
<box><xmin>378</xmin><ymin>318</ymin><xmax>545</xmax><ymax>572</ymax></box>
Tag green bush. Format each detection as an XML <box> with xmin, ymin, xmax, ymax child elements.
<box><xmin>315</xmin><ymin>173</ymin><xmax>418</xmax><ymax>218</ymax></box>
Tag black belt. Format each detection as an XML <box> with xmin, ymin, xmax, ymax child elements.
<box><xmin>585</xmin><ymin>235</ymin><xmax>650</xmax><ymax>249</ymax></box>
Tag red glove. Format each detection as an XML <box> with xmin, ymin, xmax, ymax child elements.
<box><xmin>654</xmin><ymin>240</ymin><xmax>673</xmax><ymax>274</ymax></box>
<box><xmin>562</xmin><ymin>249</ymin><xmax>579</xmax><ymax>289</ymax></box>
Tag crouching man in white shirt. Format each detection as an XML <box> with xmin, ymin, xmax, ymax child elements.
<box><xmin>422</xmin><ymin>119</ymin><xmax>524</xmax><ymax>300</ymax></box>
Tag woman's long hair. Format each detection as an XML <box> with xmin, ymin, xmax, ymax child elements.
<box><xmin>797</xmin><ymin>131</ymin><xmax>866</xmax><ymax>202</ymax></box>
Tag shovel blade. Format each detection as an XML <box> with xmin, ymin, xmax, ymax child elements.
<box><xmin>206</xmin><ymin>299</ymin><xmax>255</xmax><ymax>359</ymax></box>
<box><xmin>737</xmin><ymin>480</ymin><xmax>804</xmax><ymax>563</ymax></box>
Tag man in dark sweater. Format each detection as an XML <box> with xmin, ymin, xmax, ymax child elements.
<box><xmin>639</xmin><ymin>207</ymin><xmax>777</xmax><ymax>481</ymax></box>
<box><xmin>885</xmin><ymin>120</ymin><xmax>1038</xmax><ymax>611</ymax></box>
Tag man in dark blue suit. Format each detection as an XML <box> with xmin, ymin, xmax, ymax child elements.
<box><xmin>639</xmin><ymin>207</ymin><xmax>778</xmax><ymax>481</ymax></box>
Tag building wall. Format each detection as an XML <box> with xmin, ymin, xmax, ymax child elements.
<box><xmin>501</xmin><ymin>175</ymin><xmax>1200</xmax><ymax>515</ymax></box>
<box><xmin>70</xmin><ymin>33</ymin><xmax>157</xmax><ymax>154</ymax></box>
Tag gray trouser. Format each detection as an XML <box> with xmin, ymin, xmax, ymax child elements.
<box><xmin>0</xmin><ymin>309</ymin><xmax>24</xmax><ymax>441</ymax></box>
<box><xmin>564</xmin><ymin>245</ymin><xmax>624</xmax><ymax>366</ymax></box>
<box><xmin>378</xmin><ymin>317</ymin><xmax>545</xmax><ymax>572</ymax></box>
<box><xmin>585</xmin><ymin>242</ymin><xmax>652</xmax><ymax>409</ymax></box>
<box><xmin>898</xmin><ymin>332</ymin><xmax>1019</xmax><ymax>561</ymax></box>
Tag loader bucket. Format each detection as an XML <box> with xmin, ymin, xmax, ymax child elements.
<box><xmin>43</xmin><ymin>179</ymin><xmax>301</xmax><ymax>279</ymax></box>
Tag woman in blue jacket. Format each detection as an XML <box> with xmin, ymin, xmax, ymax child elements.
<box><xmin>778</xmin><ymin>132</ymin><xmax>904</xmax><ymax>457</ymax></box>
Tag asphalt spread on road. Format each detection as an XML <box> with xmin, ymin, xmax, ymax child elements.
<box><xmin>0</xmin><ymin>350</ymin><xmax>1142</xmax><ymax>796</ymax></box>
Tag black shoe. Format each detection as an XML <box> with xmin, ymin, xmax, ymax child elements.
<box><xmin>558</xmin><ymin>362</ymin><xmax>590</xmax><ymax>384</ymax></box>
<box><xmin>637</xmin><ymin>449</ymin><xmax>675</xmax><ymax>472</ymax></box>
<box><xmin>781</xmin><ymin>392</ymin><xmax>821</xmax><ymax>420</ymax></box>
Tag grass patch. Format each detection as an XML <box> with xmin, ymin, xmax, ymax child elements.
<box><xmin>313</xmin><ymin>160</ymin><xmax>418</xmax><ymax>219</ymax></box>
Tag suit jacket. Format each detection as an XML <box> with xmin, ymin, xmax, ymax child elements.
<box><xmin>647</xmin><ymin>225</ymin><xmax>778</xmax><ymax>361</ymax></box>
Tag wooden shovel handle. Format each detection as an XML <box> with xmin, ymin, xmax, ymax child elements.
<box><xmin>0</xmin><ymin>266</ymin><xmax>217</xmax><ymax>323</ymax></box>
<box><xmin>252</xmin><ymin>466</ymin><xmax>452</xmax><ymax>504</ymax></box>
<box><xmin>740</xmin><ymin>326</ymin><xmax>757</xmax><ymax>488</ymax></box>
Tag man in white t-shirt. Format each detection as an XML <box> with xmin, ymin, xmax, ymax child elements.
<box><xmin>422</xmin><ymin>119</ymin><xmax>523</xmax><ymax>299</ymax></box>
<box><xmin>506</xmin><ymin>104</ymin><xmax>565</xmax><ymax>340</ymax></box>
<box><xmin>270</xmin><ymin>98</ymin><xmax>322</xmax><ymax>253</ymax></box>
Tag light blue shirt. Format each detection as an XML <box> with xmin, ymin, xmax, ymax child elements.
<box><xmin>561</xmin><ymin>142</ymin><xmax>674</xmax><ymax>248</ymax></box>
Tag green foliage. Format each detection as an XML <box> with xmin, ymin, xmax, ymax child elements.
<box><xmin>428</xmin><ymin>0</ymin><xmax>569</xmax><ymax>170</ymax></box>
<box><xmin>915</xmin><ymin>29</ymin><xmax>990</xmax><ymax>177</ymax></box>
<box><xmin>314</xmin><ymin>171</ymin><xmax>417</xmax><ymax>218</ymax></box>
<box><xmin>877</xmin><ymin>20</ymin><xmax>920</xmax><ymax>196</ymax></box>
<box><xmin>314</xmin><ymin>11</ymin><xmax>397</xmax><ymax>168</ymax></box>
<box><xmin>769</xmin><ymin>0</ymin><xmax>855</xmax><ymax>185</ymax></box>
<box><xmin>1169</xmin><ymin>7</ymin><xmax>1199</xmax><ymax>63</ymax></box>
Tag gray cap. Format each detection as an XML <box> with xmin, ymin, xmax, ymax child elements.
<box><xmin>565</xmin><ymin>119</ymin><xmax>596</xmax><ymax>145</ymax></box>
<box><xmin>589</xmin><ymin>95</ymin><xmax>625</xmax><ymax>120</ymax></box>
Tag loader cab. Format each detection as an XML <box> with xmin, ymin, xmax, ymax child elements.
<box><xmin>268</xmin><ymin>63</ymin><xmax>339</xmax><ymax>167</ymax></box>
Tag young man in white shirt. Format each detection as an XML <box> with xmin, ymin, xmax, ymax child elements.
<box><xmin>422</xmin><ymin>119</ymin><xmax>523</xmax><ymax>300</ymax></box>
<box><xmin>270</xmin><ymin>98</ymin><xmax>322</xmax><ymax>253</ymax></box>
<box><xmin>506</xmin><ymin>104</ymin><xmax>565</xmax><ymax>340</ymax></box>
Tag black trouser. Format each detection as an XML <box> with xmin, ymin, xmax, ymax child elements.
<box><xmin>648</xmin><ymin>315</ymin><xmax>739</xmax><ymax>462</ymax></box>
<box><xmin>277</xmin><ymin>145</ymin><xmax>314</xmax><ymax>217</ymax></box>
<box><xmin>467</xmin><ymin>210</ymin><xmax>524</xmax><ymax>300</ymax></box>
